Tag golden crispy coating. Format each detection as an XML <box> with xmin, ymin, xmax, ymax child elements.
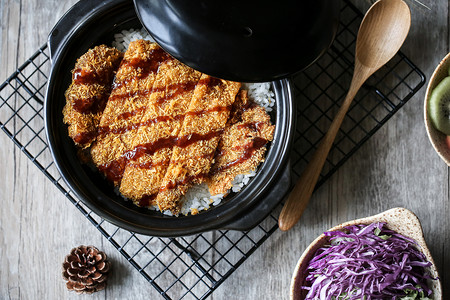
<box><xmin>65</xmin><ymin>39</ymin><xmax>276</xmax><ymax>216</ymax></box>
<box><xmin>90</xmin><ymin>40</ymin><xmax>171</xmax><ymax>184</ymax></box>
<box><xmin>119</xmin><ymin>59</ymin><xmax>202</xmax><ymax>205</ymax></box>
<box><xmin>156</xmin><ymin>75</ymin><xmax>241</xmax><ymax>214</ymax></box>
<box><xmin>207</xmin><ymin>92</ymin><xmax>275</xmax><ymax>196</ymax></box>
<box><xmin>63</xmin><ymin>45</ymin><xmax>122</xmax><ymax>148</ymax></box>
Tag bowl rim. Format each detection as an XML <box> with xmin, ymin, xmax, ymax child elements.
<box><xmin>289</xmin><ymin>207</ymin><xmax>442</xmax><ymax>300</ymax></box>
<box><xmin>424</xmin><ymin>51</ymin><xmax>450</xmax><ymax>166</ymax></box>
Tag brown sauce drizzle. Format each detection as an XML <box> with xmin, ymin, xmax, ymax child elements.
<box><xmin>236</xmin><ymin>121</ymin><xmax>265</xmax><ymax>132</ymax></box>
<box><xmin>137</xmin><ymin>158</ymin><xmax>211</xmax><ymax>206</ymax></box>
<box><xmin>138</xmin><ymin>194</ymin><xmax>157</xmax><ymax>207</ymax></box>
<box><xmin>106</xmin><ymin>79</ymin><xmax>197</xmax><ymax>114</ymax></box>
<box><xmin>72</xmin><ymin>94</ymin><xmax>109</xmax><ymax>114</ymax></box>
<box><xmin>129</xmin><ymin>158</ymin><xmax>169</xmax><ymax>170</ymax></box>
<box><xmin>177</xmin><ymin>130</ymin><xmax>222</xmax><ymax>148</ymax></box>
<box><xmin>99</xmin><ymin>130</ymin><xmax>223</xmax><ymax>182</ymax></box>
<box><xmin>210</xmin><ymin>137</ymin><xmax>268</xmax><ymax>175</ymax></box>
<box><xmin>197</xmin><ymin>76</ymin><xmax>223</xmax><ymax>88</ymax></box>
<box><xmin>71</xmin><ymin>68</ymin><xmax>112</xmax><ymax>114</ymax></box>
<box><xmin>108</xmin><ymin>89</ymin><xmax>152</xmax><ymax>103</ymax></box>
<box><xmin>73</xmin><ymin>68</ymin><xmax>99</xmax><ymax>85</ymax></box>
<box><xmin>145</xmin><ymin>115</ymin><xmax>184</xmax><ymax>126</ymax></box>
<box><xmin>159</xmin><ymin>173</ymin><xmax>208</xmax><ymax>193</ymax></box>
<box><xmin>210</xmin><ymin>120</ymin><xmax>265</xmax><ymax>159</ymax></box>
<box><xmin>98</xmin><ymin>136</ymin><xmax>174</xmax><ymax>182</ymax></box>
<box><xmin>113</xmin><ymin>48</ymin><xmax>171</xmax><ymax>89</ymax></box>
<box><xmin>98</xmin><ymin>156</ymin><xmax>128</xmax><ymax>183</ymax></box>
<box><xmin>96</xmin><ymin>73</ymin><xmax>230</xmax><ymax>184</ymax></box>
<box><xmin>167</xmin><ymin>151</ymin><xmax>215</xmax><ymax>166</ymax></box>
<box><xmin>97</xmin><ymin>123</ymin><xmax>139</xmax><ymax>137</ymax></box>
<box><xmin>96</xmin><ymin>105</ymin><xmax>230</xmax><ymax>138</ymax></box>
<box><xmin>123</xmin><ymin>48</ymin><xmax>170</xmax><ymax>77</ymax></box>
<box><xmin>242</xmin><ymin>101</ymin><xmax>258</xmax><ymax>112</ymax></box>
<box><xmin>73</xmin><ymin>130</ymin><xmax>98</xmax><ymax>145</ymax></box>
<box><xmin>96</xmin><ymin>116</ymin><xmax>178</xmax><ymax>138</ymax></box>
<box><xmin>128</xmin><ymin>136</ymin><xmax>177</xmax><ymax>160</ymax></box>
<box><xmin>70</xmin><ymin>47</ymin><xmax>167</xmax><ymax>116</ymax></box>
<box><xmin>117</xmin><ymin>106</ymin><xmax>147</xmax><ymax>121</ymax></box>
<box><xmin>186</xmin><ymin>104</ymin><xmax>232</xmax><ymax>117</ymax></box>
<box><xmin>109</xmin><ymin>79</ymin><xmax>197</xmax><ymax>105</ymax></box>
<box><xmin>153</xmin><ymin>81</ymin><xmax>198</xmax><ymax>105</ymax></box>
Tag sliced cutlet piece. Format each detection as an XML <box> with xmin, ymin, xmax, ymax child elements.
<box><xmin>207</xmin><ymin>94</ymin><xmax>275</xmax><ymax>196</ymax></box>
<box><xmin>63</xmin><ymin>45</ymin><xmax>123</xmax><ymax>148</ymax></box>
<box><xmin>227</xmin><ymin>89</ymin><xmax>250</xmax><ymax>125</ymax></box>
<box><xmin>119</xmin><ymin>59</ymin><xmax>202</xmax><ymax>206</ymax></box>
<box><xmin>156</xmin><ymin>75</ymin><xmax>241</xmax><ymax>214</ymax></box>
<box><xmin>90</xmin><ymin>40</ymin><xmax>171</xmax><ymax>184</ymax></box>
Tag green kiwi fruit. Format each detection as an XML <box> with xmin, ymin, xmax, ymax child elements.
<box><xmin>428</xmin><ymin>76</ymin><xmax>450</xmax><ymax>136</ymax></box>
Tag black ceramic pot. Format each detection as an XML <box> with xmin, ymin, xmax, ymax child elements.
<box><xmin>44</xmin><ymin>0</ymin><xmax>336</xmax><ymax>236</ymax></box>
<box><xmin>134</xmin><ymin>0</ymin><xmax>341</xmax><ymax>82</ymax></box>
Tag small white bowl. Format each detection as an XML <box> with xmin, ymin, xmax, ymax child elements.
<box><xmin>424</xmin><ymin>52</ymin><xmax>450</xmax><ymax>166</ymax></box>
<box><xmin>290</xmin><ymin>208</ymin><xmax>442</xmax><ymax>300</ymax></box>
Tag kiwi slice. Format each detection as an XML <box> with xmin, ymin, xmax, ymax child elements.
<box><xmin>428</xmin><ymin>76</ymin><xmax>450</xmax><ymax>135</ymax></box>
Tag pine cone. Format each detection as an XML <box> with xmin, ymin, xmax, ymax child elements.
<box><xmin>62</xmin><ymin>245</ymin><xmax>111</xmax><ymax>294</ymax></box>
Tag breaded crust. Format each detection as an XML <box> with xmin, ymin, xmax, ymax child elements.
<box><xmin>119</xmin><ymin>59</ymin><xmax>202</xmax><ymax>206</ymax></box>
<box><xmin>64</xmin><ymin>40</ymin><xmax>276</xmax><ymax>216</ymax></box>
<box><xmin>90</xmin><ymin>40</ymin><xmax>171</xmax><ymax>184</ymax></box>
<box><xmin>156</xmin><ymin>75</ymin><xmax>241</xmax><ymax>214</ymax></box>
<box><xmin>207</xmin><ymin>91</ymin><xmax>275</xmax><ymax>196</ymax></box>
<box><xmin>63</xmin><ymin>45</ymin><xmax>123</xmax><ymax>148</ymax></box>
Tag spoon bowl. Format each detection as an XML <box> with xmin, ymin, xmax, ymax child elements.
<box><xmin>279</xmin><ymin>0</ymin><xmax>411</xmax><ymax>231</ymax></box>
<box><xmin>356</xmin><ymin>0</ymin><xmax>411</xmax><ymax>69</ymax></box>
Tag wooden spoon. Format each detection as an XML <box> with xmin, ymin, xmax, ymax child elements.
<box><xmin>278</xmin><ymin>0</ymin><xmax>411</xmax><ymax>231</ymax></box>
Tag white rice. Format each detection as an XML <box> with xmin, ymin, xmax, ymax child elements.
<box><xmin>112</xmin><ymin>28</ymin><xmax>156</xmax><ymax>51</ymax></box>
<box><xmin>113</xmin><ymin>29</ymin><xmax>275</xmax><ymax>215</ymax></box>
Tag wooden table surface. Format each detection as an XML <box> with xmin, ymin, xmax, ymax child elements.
<box><xmin>1</xmin><ymin>0</ymin><xmax>449</xmax><ymax>299</ymax></box>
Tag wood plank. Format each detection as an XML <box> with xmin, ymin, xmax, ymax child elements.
<box><xmin>0</xmin><ymin>0</ymin><xmax>448</xmax><ymax>299</ymax></box>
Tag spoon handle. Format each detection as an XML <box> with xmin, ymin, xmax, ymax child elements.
<box><xmin>278</xmin><ymin>64</ymin><xmax>371</xmax><ymax>231</ymax></box>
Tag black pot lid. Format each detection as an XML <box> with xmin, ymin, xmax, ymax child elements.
<box><xmin>133</xmin><ymin>0</ymin><xmax>340</xmax><ymax>82</ymax></box>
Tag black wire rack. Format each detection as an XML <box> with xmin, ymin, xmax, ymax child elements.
<box><xmin>0</xmin><ymin>1</ymin><xmax>425</xmax><ymax>299</ymax></box>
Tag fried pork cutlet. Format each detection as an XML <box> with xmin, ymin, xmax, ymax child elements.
<box><xmin>119</xmin><ymin>59</ymin><xmax>202</xmax><ymax>206</ymax></box>
<box><xmin>90</xmin><ymin>40</ymin><xmax>172</xmax><ymax>184</ymax></box>
<box><xmin>207</xmin><ymin>92</ymin><xmax>275</xmax><ymax>196</ymax></box>
<box><xmin>63</xmin><ymin>45</ymin><xmax>122</xmax><ymax>148</ymax></box>
<box><xmin>156</xmin><ymin>75</ymin><xmax>241</xmax><ymax>214</ymax></box>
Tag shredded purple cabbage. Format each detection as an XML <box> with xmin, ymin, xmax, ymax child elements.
<box><xmin>301</xmin><ymin>222</ymin><xmax>435</xmax><ymax>300</ymax></box>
